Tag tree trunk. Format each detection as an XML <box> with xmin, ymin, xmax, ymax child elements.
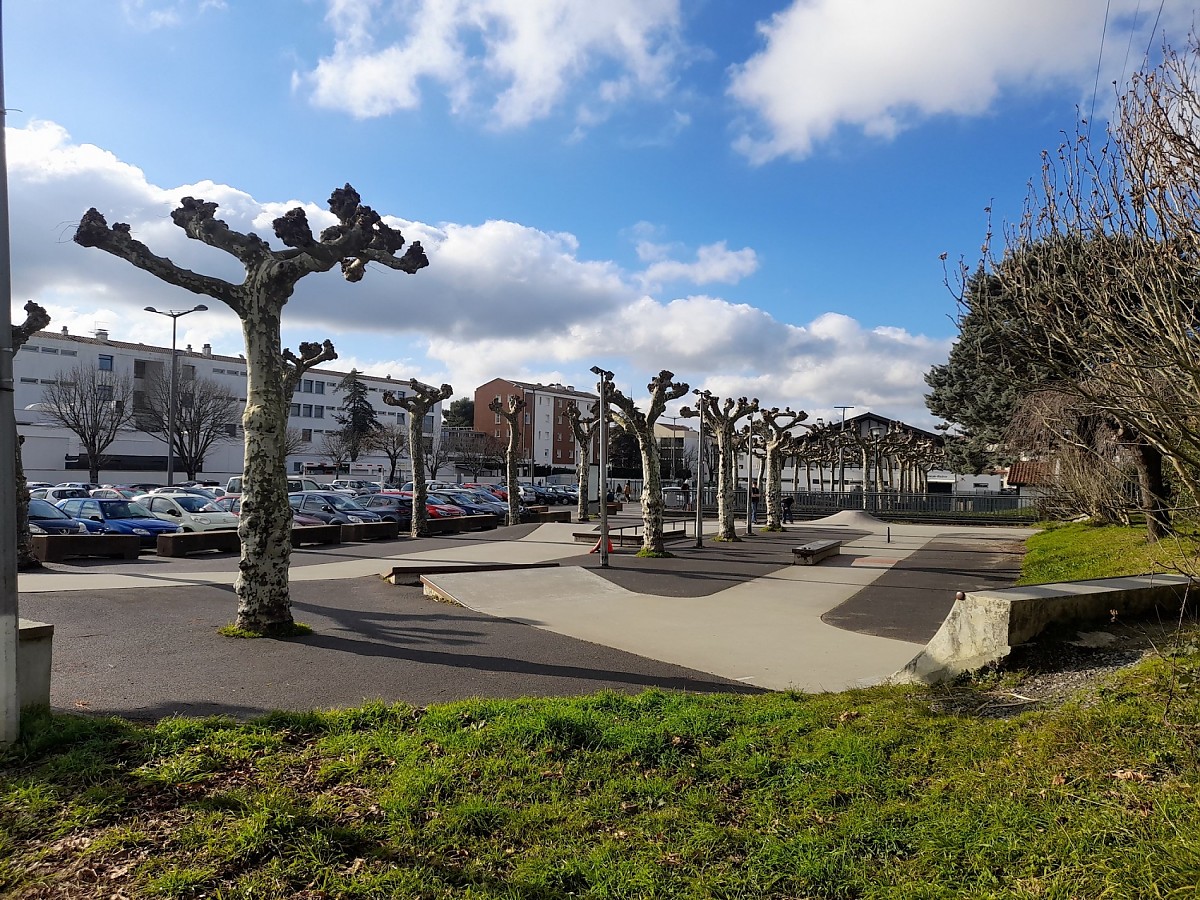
<box><xmin>15</xmin><ymin>435</ymin><xmax>40</xmax><ymax>570</ymax></box>
<box><xmin>1132</xmin><ymin>439</ymin><xmax>1172</xmax><ymax>541</ymax></box>
<box><xmin>763</xmin><ymin>442</ymin><xmax>783</xmax><ymax>531</ymax></box>
<box><xmin>408</xmin><ymin>415</ymin><xmax>429</xmax><ymax>537</ymax></box>
<box><xmin>637</xmin><ymin>434</ymin><xmax>667</xmax><ymax>554</ymax></box>
<box><xmin>715</xmin><ymin>431</ymin><xmax>739</xmax><ymax>541</ymax></box>
<box><xmin>234</xmin><ymin>309</ymin><xmax>296</xmax><ymax>634</ymax></box>
<box><xmin>505</xmin><ymin>427</ymin><xmax>521</xmax><ymax>526</ymax></box>
<box><xmin>575</xmin><ymin>451</ymin><xmax>590</xmax><ymax>522</ymax></box>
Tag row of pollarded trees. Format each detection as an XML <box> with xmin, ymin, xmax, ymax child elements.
<box><xmin>928</xmin><ymin>33</ymin><xmax>1200</xmax><ymax>543</ymax></box>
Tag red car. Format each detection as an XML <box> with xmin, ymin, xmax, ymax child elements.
<box><xmin>391</xmin><ymin>490</ymin><xmax>465</xmax><ymax>518</ymax></box>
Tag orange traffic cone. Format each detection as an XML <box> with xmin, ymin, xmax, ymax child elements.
<box><xmin>590</xmin><ymin>536</ymin><xmax>615</xmax><ymax>554</ymax></box>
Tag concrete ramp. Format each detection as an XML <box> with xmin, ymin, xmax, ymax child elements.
<box><xmin>421</xmin><ymin>566</ymin><xmax>922</xmax><ymax>692</ymax></box>
<box><xmin>811</xmin><ymin>510</ymin><xmax>888</xmax><ymax>529</ymax></box>
<box><xmin>895</xmin><ymin>573</ymin><xmax>1195</xmax><ymax>684</ymax></box>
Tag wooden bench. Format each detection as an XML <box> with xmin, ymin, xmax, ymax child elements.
<box><xmin>792</xmin><ymin>539</ymin><xmax>841</xmax><ymax>565</ymax></box>
<box><xmin>340</xmin><ymin>520</ymin><xmax>401</xmax><ymax>542</ymax></box>
<box><xmin>290</xmin><ymin>524</ymin><xmax>343</xmax><ymax>547</ymax></box>
<box><xmin>31</xmin><ymin>533</ymin><xmax>142</xmax><ymax>562</ymax></box>
<box><xmin>156</xmin><ymin>529</ymin><xmax>240</xmax><ymax>557</ymax></box>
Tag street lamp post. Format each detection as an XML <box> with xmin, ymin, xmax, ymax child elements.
<box><xmin>144</xmin><ymin>304</ymin><xmax>207</xmax><ymax>485</ymax></box>
<box><xmin>692</xmin><ymin>389</ymin><xmax>708</xmax><ymax>549</ymax></box>
<box><xmin>590</xmin><ymin>366</ymin><xmax>613</xmax><ymax>568</ymax></box>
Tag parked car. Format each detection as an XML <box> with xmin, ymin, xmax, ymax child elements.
<box><xmin>287</xmin><ymin>491</ymin><xmax>384</xmax><ymax>524</ymax></box>
<box><xmin>361</xmin><ymin>493</ymin><xmax>414</xmax><ymax>522</ymax></box>
<box><xmin>331</xmin><ymin>479</ymin><xmax>382</xmax><ymax>495</ymax></box>
<box><xmin>391</xmin><ymin>490</ymin><xmax>465</xmax><ymax>518</ymax></box>
<box><xmin>151</xmin><ymin>485</ymin><xmax>221</xmax><ymax>501</ymax></box>
<box><xmin>32</xmin><ymin>486</ymin><xmax>91</xmax><ymax>504</ymax></box>
<box><xmin>56</xmin><ymin>497</ymin><xmax>180</xmax><ymax>546</ymax></box>
<box><xmin>215</xmin><ymin>496</ymin><xmax>326</xmax><ymax>527</ymax></box>
<box><xmin>26</xmin><ymin>498</ymin><xmax>96</xmax><ymax>535</ymax></box>
<box><xmin>26</xmin><ymin>481</ymin><xmax>53</xmax><ymax>490</ymax></box>
<box><xmin>127</xmin><ymin>483</ymin><xmax>163</xmax><ymax>493</ymax></box>
<box><xmin>136</xmin><ymin>493</ymin><xmax>241</xmax><ymax>532</ymax></box>
<box><xmin>430</xmin><ymin>490</ymin><xmax>496</xmax><ymax>517</ymax></box>
<box><xmin>90</xmin><ymin>487</ymin><xmax>139</xmax><ymax>500</ymax></box>
<box><xmin>56</xmin><ymin>482</ymin><xmax>100</xmax><ymax>491</ymax></box>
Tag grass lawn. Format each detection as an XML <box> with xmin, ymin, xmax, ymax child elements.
<box><xmin>1020</xmin><ymin>520</ymin><xmax>1200</xmax><ymax>584</ymax></box>
<box><xmin>3</xmin><ymin>520</ymin><xmax>1199</xmax><ymax>897</ymax></box>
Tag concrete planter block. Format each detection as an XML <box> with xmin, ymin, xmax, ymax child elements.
<box><xmin>895</xmin><ymin>574</ymin><xmax>1195</xmax><ymax>684</ymax></box>
<box><xmin>18</xmin><ymin>618</ymin><xmax>54</xmax><ymax>710</ymax></box>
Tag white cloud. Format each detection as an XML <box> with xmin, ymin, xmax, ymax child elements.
<box><xmin>299</xmin><ymin>0</ymin><xmax>685</xmax><ymax>128</ymax></box>
<box><xmin>120</xmin><ymin>0</ymin><xmax>226</xmax><ymax>29</ymax></box>
<box><xmin>8</xmin><ymin>119</ymin><xmax>951</xmax><ymax>430</ymax></box>
<box><xmin>728</xmin><ymin>0</ymin><xmax>1193</xmax><ymax>163</ymax></box>
<box><xmin>639</xmin><ymin>241</ymin><xmax>759</xmax><ymax>289</ymax></box>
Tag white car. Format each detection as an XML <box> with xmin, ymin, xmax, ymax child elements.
<box><xmin>136</xmin><ymin>493</ymin><xmax>241</xmax><ymax>532</ymax></box>
<box><xmin>31</xmin><ymin>486</ymin><xmax>93</xmax><ymax>503</ymax></box>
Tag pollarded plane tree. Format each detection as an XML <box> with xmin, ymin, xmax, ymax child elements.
<box><xmin>13</xmin><ymin>301</ymin><xmax>52</xmax><ymax>571</ymax></box>
<box><xmin>382</xmin><ymin>380</ymin><xmax>454</xmax><ymax>537</ymax></box>
<box><xmin>488</xmin><ymin>394</ymin><xmax>526</xmax><ymax>526</ymax></box>
<box><xmin>564</xmin><ymin>400</ymin><xmax>602</xmax><ymax>522</ymax></box>
<box><xmin>755</xmin><ymin>407</ymin><xmax>807</xmax><ymax>531</ymax></box>
<box><xmin>75</xmin><ymin>184</ymin><xmax>429</xmax><ymax>634</ymax></box>
<box><xmin>607</xmin><ymin>371</ymin><xmax>690</xmax><ymax>556</ymax></box>
<box><xmin>680</xmin><ymin>394</ymin><xmax>758</xmax><ymax>541</ymax></box>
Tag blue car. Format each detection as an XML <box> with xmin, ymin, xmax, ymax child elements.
<box><xmin>57</xmin><ymin>497</ymin><xmax>180</xmax><ymax>547</ymax></box>
<box><xmin>27</xmin><ymin>498</ymin><xmax>96</xmax><ymax>535</ymax></box>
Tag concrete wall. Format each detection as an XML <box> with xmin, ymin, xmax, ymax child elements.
<box><xmin>18</xmin><ymin>619</ymin><xmax>54</xmax><ymax>710</ymax></box>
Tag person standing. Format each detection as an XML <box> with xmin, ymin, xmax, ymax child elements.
<box><xmin>750</xmin><ymin>482</ymin><xmax>761</xmax><ymax>524</ymax></box>
<box><xmin>682</xmin><ymin>477</ymin><xmax>691</xmax><ymax>511</ymax></box>
<box><xmin>782</xmin><ymin>494</ymin><xmax>794</xmax><ymax>524</ymax></box>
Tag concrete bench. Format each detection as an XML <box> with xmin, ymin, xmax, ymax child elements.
<box><xmin>895</xmin><ymin>574</ymin><xmax>1195</xmax><ymax>684</ymax></box>
<box><xmin>533</xmin><ymin>508</ymin><xmax>572</xmax><ymax>523</ymax></box>
<box><xmin>792</xmin><ymin>539</ymin><xmax>841</xmax><ymax>565</ymax></box>
<box><xmin>340</xmin><ymin>520</ymin><xmax>401</xmax><ymax>542</ymax></box>
<box><xmin>157</xmin><ymin>529</ymin><xmax>240</xmax><ymax>557</ymax></box>
<box><xmin>290</xmin><ymin>524</ymin><xmax>343</xmax><ymax>547</ymax></box>
<box><xmin>31</xmin><ymin>533</ymin><xmax>142</xmax><ymax>562</ymax></box>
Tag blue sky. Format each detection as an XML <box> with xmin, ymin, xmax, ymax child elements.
<box><xmin>5</xmin><ymin>0</ymin><xmax>1191</xmax><ymax>426</ymax></box>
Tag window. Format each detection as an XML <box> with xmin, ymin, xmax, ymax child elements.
<box><xmin>314</xmin><ymin>407</ymin><xmax>324</xmax><ymax>419</ymax></box>
<box><xmin>212</xmin><ymin>367</ymin><xmax>225</xmax><ymax>374</ymax></box>
<box><xmin>289</xmin><ymin>403</ymin><xmax>301</xmax><ymax>416</ymax></box>
<box><xmin>524</xmin><ymin>413</ymin><xmax>530</xmax><ymax>424</ymax></box>
<box><xmin>40</xmin><ymin>346</ymin><xmax>59</xmax><ymax>354</ymax></box>
<box><xmin>23</xmin><ymin>345</ymin><xmax>39</xmax><ymax>352</ymax></box>
<box><xmin>97</xmin><ymin>384</ymin><xmax>114</xmax><ymax>401</ymax></box>
<box><xmin>98</xmin><ymin>354</ymin><xmax>113</xmax><ymax>371</ymax></box>
<box><xmin>494</xmin><ymin>429</ymin><xmax>500</xmax><ymax>438</ymax></box>
<box><xmin>556</xmin><ymin>449</ymin><xmax>561</xmax><ymax>459</ymax></box>
<box><xmin>19</xmin><ymin>377</ymin><xmax>37</xmax><ymax>384</ymax></box>
<box><xmin>302</xmin><ymin>429</ymin><xmax>313</xmax><ymax>442</ymax></box>
<box><xmin>302</xmin><ymin>404</ymin><xmax>313</xmax><ymax>417</ymax></box>
<box><xmin>181</xmin><ymin>364</ymin><xmax>195</xmax><ymax>381</ymax></box>
<box><xmin>62</xmin><ymin>349</ymin><xmax>77</xmax><ymax>357</ymax></box>
<box><xmin>134</xmin><ymin>360</ymin><xmax>147</xmax><ymax>378</ymax></box>
<box><xmin>423</xmin><ymin>414</ymin><xmax>435</xmax><ymax>433</ymax></box>
<box><xmin>314</xmin><ymin>381</ymin><xmax>325</xmax><ymax>395</ymax></box>
<box><xmin>495</xmin><ymin>414</ymin><xmax>501</xmax><ymax>425</ymax></box>
<box><xmin>224</xmin><ymin>424</ymin><xmax>238</xmax><ymax>437</ymax></box>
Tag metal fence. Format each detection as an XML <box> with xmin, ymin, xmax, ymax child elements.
<box><xmin>666</xmin><ymin>488</ymin><xmax>1037</xmax><ymax>523</ymax></box>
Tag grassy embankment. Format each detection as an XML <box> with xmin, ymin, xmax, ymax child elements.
<box><xmin>2</xmin><ymin>521</ymin><xmax>1198</xmax><ymax>898</ymax></box>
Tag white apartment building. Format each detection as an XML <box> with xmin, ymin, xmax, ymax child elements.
<box><xmin>12</xmin><ymin>326</ymin><xmax>441</xmax><ymax>485</ymax></box>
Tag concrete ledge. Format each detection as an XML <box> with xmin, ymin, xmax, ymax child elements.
<box><xmin>792</xmin><ymin>539</ymin><xmax>841</xmax><ymax>565</ymax></box>
<box><xmin>572</xmin><ymin>524</ymin><xmax>689</xmax><ymax>546</ymax></box>
<box><xmin>18</xmin><ymin>618</ymin><xmax>54</xmax><ymax>709</ymax></box>
<box><xmin>895</xmin><ymin>574</ymin><xmax>1195</xmax><ymax>684</ymax></box>
<box><xmin>341</xmin><ymin>520</ymin><xmax>401</xmax><ymax>542</ymax></box>
<box><xmin>419</xmin><ymin>563</ymin><xmax>563</xmax><ymax>600</ymax></box>
<box><xmin>384</xmin><ymin>561</ymin><xmax>560</xmax><ymax>586</ymax></box>
<box><xmin>32</xmin><ymin>533</ymin><xmax>142</xmax><ymax>562</ymax></box>
<box><xmin>157</xmin><ymin>529</ymin><xmax>240</xmax><ymax>557</ymax></box>
<box><xmin>533</xmin><ymin>508</ymin><xmax>572</xmax><ymax>523</ymax></box>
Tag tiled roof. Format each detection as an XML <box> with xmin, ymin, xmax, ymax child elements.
<box><xmin>1006</xmin><ymin>460</ymin><xmax>1052</xmax><ymax>486</ymax></box>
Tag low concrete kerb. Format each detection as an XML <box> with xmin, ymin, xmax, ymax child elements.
<box><xmin>894</xmin><ymin>573</ymin><xmax>1196</xmax><ymax>684</ymax></box>
<box><xmin>382</xmin><ymin>561</ymin><xmax>560</xmax><ymax>587</ymax></box>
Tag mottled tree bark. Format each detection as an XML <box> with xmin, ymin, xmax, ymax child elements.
<box><xmin>75</xmin><ymin>186</ymin><xmax>428</xmax><ymax>633</ymax></box>
<box><xmin>565</xmin><ymin>401</ymin><xmax>600</xmax><ymax>522</ymax></box>
<box><xmin>608</xmin><ymin>371</ymin><xmax>689</xmax><ymax>555</ymax></box>
<box><xmin>489</xmin><ymin>395</ymin><xmax>526</xmax><ymax>526</ymax></box>
<box><xmin>384</xmin><ymin>381</ymin><xmax>454</xmax><ymax>537</ymax></box>
<box><xmin>681</xmin><ymin>394</ymin><xmax>758</xmax><ymax>541</ymax></box>
<box><xmin>13</xmin><ymin>302</ymin><xmax>52</xmax><ymax>570</ymax></box>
